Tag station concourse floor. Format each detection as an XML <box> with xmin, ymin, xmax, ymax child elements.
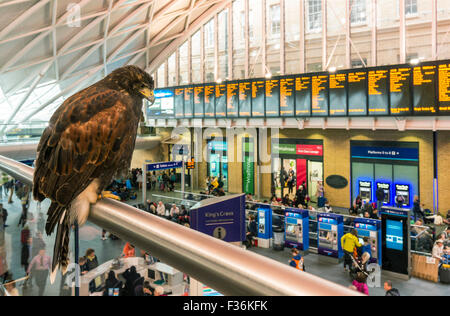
<box><xmin>1</xmin><ymin>191</ymin><xmax>448</xmax><ymax>296</ymax></box>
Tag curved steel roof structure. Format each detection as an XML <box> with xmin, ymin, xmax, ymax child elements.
<box><xmin>0</xmin><ymin>0</ymin><xmax>231</xmax><ymax>131</ymax></box>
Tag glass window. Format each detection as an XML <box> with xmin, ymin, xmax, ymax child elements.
<box><xmin>270</xmin><ymin>4</ymin><xmax>281</xmax><ymax>37</ymax></box>
<box><xmin>168</xmin><ymin>53</ymin><xmax>177</xmax><ymax>87</ymax></box>
<box><xmin>267</xmin><ymin>0</ymin><xmax>281</xmax><ymax>76</ymax></box>
<box><xmin>327</xmin><ymin>0</ymin><xmax>346</xmax><ymax>70</ymax></box>
<box><xmin>233</xmin><ymin>0</ymin><xmax>245</xmax><ymax>79</ymax></box>
<box><xmin>191</xmin><ymin>30</ymin><xmax>202</xmax><ymax>83</ymax></box>
<box><xmin>405</xmin><ymin>0</ymin><xmax>417</xmax><ymax>16</ymax></box>
<box><xmin>351</xmin><ymin>0</ymin><xmax>367</xmax><ymax>25</ymax></box>
<box><xmin>179</xmin><ymin>41</ymin><xmax>189</xmax><ymax>85</ymax></box>
<box><xmin>285</xmin><ymin>0</ymin><xmax>301</xmax><ymax>74</ymax></box>
<box><xmin>307</xmin><ymin>0</ymin><xmax>322</xmax><ymax>32</ymax></box>
<box><xmin>204</xmin><ymin>19</ymin><xmax>215</xmax><ymax>82</ymax></box>
<box><xmin>218</xmin><ymin>9</ymin><xmax>229</xmax><ymax>80</ymax></box>
<box><xmin>249</xmin><ymin>0</ymin><xmax>263</xmax><ymax>78</ymax></box>
<box><xmin>157</xmin><ymin>63</ymin><xmax>166</xmax><ymax>88</ymax></box>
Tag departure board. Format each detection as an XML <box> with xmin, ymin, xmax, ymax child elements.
<box><xmin>174</xmin><ymin>87</ymin><xmax>184</xmax><ymax>118</ymax></box>
<box><xmin>227</xmin><ymin>82</ymin><xmax>239</xmax><ymax>117</ymax></box>
<box><xmin>204</xmin><ymin>84</ymin><xmax>215</xmax><ymax>118</ymax></box>
<box><xmin>311</xmin><ymin>75</ymin><xmax>328</xmax><ymax>116</ymax></box>
<box><xmin>368</xmin><ymin>69</ymin><xmax>389</xmax><ymax>115</ymax></box>
<box><xmin>280</xmin><ymin>77</ymin><xmax>295</xmax><ymax>117</ymax></box>
<box><xmin>438</xmin><ymin>63</ymin><xmax>450</xmax><ymax>114</ymax></box>
<box><xmin>252</xmin><ymin>80</ymin><xmax>265</xmax><ymax>117</ymax></box>
<box><xmin>413</xmin><ymin>64</ymin><xmax>437</xmax><ymax>114</ymax></box>
<box><xmin>348</xmin><ymin>71</ymin><xmax>368</xmax><ymax>116</ymax></box>
<box><xmin>266</xmin><ymin>79</ymin><xmax>280</xmax><ymax>117</ymax></box>
<box><xmin>390</xmin><ymin>68</ymin><xmax>412</xmax><ymax>115</ymax></box>
<box><xmin>184</xmin><ymin>87</ymin><xmax>194</xmax><ymax>118</ymax></box>
<box><xmin>329</xmin><ymin>73</ymin><xmax>347</xmax><ymax>116</ymax></box>
<box><xmin>215</xmin><ymin>84</ymin><xmax>227</xmax><ymax>117</ymax></box>
<box><xmin>194</xmin><ymin>85</ymin><xmax>204</xmax><ymax>118</ymax></box>
<box><xmin>239</xmin><ymin>81</ymin><xmax>252</xmax><ymax>117</ymax></box>
<box><xmin>295</xmin><ymin>76</ymin><xmax>311</xmax><ymax>116</ymax></box>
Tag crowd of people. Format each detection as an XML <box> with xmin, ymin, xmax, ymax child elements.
<box><xmin>131</xmin><ymin>168</ymin><xmax>178</xmax><ymax>193</ymax></box>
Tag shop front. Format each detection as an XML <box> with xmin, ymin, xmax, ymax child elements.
<box><xmin>351</xmin><ymin>141</ymin><xmax>419</xmax><ymax>208</ymax></box>
<box><xmin>207</xmin><ymin>139</ymin><xmax>228</xmax><ymax>191</ymax></box>
<box><xmin>271</xmin><ymin>139</ymin><xmax>324</xmax><ymax>202</ymax></box>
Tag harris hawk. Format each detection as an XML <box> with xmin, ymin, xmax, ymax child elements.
<box><xmin>32</xmin><ymin>65</ymin><xmax>155</xmax><ymax>280</ymax></box>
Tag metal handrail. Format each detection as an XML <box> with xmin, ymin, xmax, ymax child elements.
<box><xmin>0</xmin><ymin>155</ymin><xmax>359</xmax><ymax>296</ymax></box>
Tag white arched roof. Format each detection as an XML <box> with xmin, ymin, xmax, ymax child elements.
<box><xmin>0</xmin><ymin>0</ymin><xmax>230</xmax><ymax>130</ymax></box>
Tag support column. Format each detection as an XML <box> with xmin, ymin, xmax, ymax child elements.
<box><xmin>399</xmin><ymin>0</ymin><xmax>406</xmax><ymax>64</ymax></box>
<box><xmin>322</xmin><ymin>0</ymin><xmax>327</xmax><ymax>71</ymax></box>
<box><xmin>299</xmin><ymin>0</ymin><xmax>305</xmax><ymax>73</ymax></box>
<box><xmin>371</xmin><ymin>0</ymin><xmax>377</xmax><ymax>67</ymax></box>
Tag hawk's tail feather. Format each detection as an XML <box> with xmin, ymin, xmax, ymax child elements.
<box><xmin>46</xmin><ymin>202</ymin><xmax>65</xmax><ymax>235</ymax></box>
<box><xmin>50</xmin><ymin>210</ymin><xmax>71</xmax><ymax>284</ymax></box>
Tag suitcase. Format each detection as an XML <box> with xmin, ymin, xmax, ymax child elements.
<box><xmin>439</xmin><ymin>265</ymin><xmax>450</xmax><ymax>284</ymax></box>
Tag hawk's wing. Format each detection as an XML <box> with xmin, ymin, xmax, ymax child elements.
<box><xmin>33</xmin><ymin>84</ymin><xmax>138</xmax><ymax>223</ymax></box>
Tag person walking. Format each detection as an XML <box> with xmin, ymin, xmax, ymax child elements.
<box><xmin>384</xmin><ymin>280</ymin><xmax>400</xmax><ymax>296</ymax></box>
<box><xmin>0</xmin><ymin>203</ymin><xmax>8</xmax><ymax>228</ymax></box>
<box><xmin>341</xmin><ymin>229</ymin><xmax>362</xmax><ymax>272</ymax></box>
<box><xmin>375</xmin><ymin>186</ymin><xmax>385</xmax><ymax>212</ymax></box>
<box><xmin>27</xmin><ymin>249</ymin><xmax>51</xmax><ymax>296</ymax></box>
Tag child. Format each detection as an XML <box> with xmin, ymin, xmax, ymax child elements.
<box><xmin>289</xmin><ymin>248</ymin><xmax>305</xmax><ymax>272</ymax></box>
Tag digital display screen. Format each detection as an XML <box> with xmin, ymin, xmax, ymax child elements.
<box><xmin>280</xmin><ymin>77</ymin><xmax>295</xmax><ymax>117</ymax></box>
<box><xmin>390</xmin><ymin>68</ymin><xmax>412</xmax><ymax>115</ymax></box>
<box><xmin>194</xmin><ymin>85</ymin><xmax>204</xmax><ymax>118</ymax></box>
<box><xmin>295</xmin><ymin>76</ymin><xmax>311</xmax><ymax>116</ymax></box>
<box><xmin>148</xmin><ymin>89</ymin><xmax>175</xmax><ymax>118</ymax></box>
<box><xmin>348</xmin><ymin>71</ymin><xmax>368</xmax><ymax>116</ymax></box>
<box><xmin>395</xmin><ymin>184</ymin><xmax>410</xmax><ymax>207</ymax></box>
<box><xmin>359</xmin><ymin>181</ymin><xmax>372</xmax><ymax>201</ymax></box>
<box><xmin>204</xmin><ymin>84</ymin><xmax>215</xmax><ymax>118</ymax></box>
<box><xmin>184</xmin><ymin>87</ymin><xmax>194</xmax><ymax>118</ymax></box>
<box><xmin>377</xmin><ymin>182</ymin><xmax>391</xmax><ymax>204</ymax></box>
<box><xmin>368</xmin><ymin>69</ymin><xmax>389</xmax><ymax>115</ymax></box>
<box><xmin>227</xmin><ymin>82</ymin><xmax>239</xmax><ymax>117</ymax></box>
<box><xmin>386</xmin><ymin>219</ymin><xmax>404</xmax><ymax>251</ymax></box>
<box><xmin>252</xmin><ymin>80</ymin><xmax>265</xmax><ymax>117</ymax></box>
<box><xmin>329</xmin><ymin>73</ymin><xmax>347</xmax><ymax>116</ymax></box>
<box><xmin>413</xmin><ymin>65</ymin><xmax>437</xmax><ymax>114</ymax></box>
<box><xmin>215</xmin><ymin>84</ymin><xmax>227</xmax><ymax>117</ymax></box>
<box><xmin>312</xmin><ymin>75</ymin><xmax>328</xmax><ymax>116</ymax></box>
<box><xmin>239</xmin><ymin>81</ymin><xmax>252</xmax><ymax>117</ymax></box>
<box><xmin>438</xmin><ymin>63</ymin><xmax>450</xmax><ymax>114</ymax></box>
<box><xmin>174</xmin><ymin>88</ymin><xmax>184</xmax><ymax>118</ymax></box>
<box><xmin>266</xmin><ymin>79</ymin><xmax>280</xmax><ymax>117</ymax></box>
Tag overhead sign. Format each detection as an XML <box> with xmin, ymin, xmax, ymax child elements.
<box><xmin>296</xmin><ymin>144</ymin><xmax>323</xmax><ymax>156</ymax></box>
<box><xmin>147</xmin><ymin>161</ymin><xmax>183</xmax><ymax>171</ymax></box>
<box><xmin>186</xmin><ymin>158</ymin><xmax>195</xmax><ymax>170</ymax></box>
<box><xmin>351</xmin><ymin>146</ymin><xmax>419</xmax><ymax>161</ymax></box>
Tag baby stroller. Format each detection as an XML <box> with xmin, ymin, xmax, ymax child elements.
<box><xmin>349</xmin><ymin>250</ymin><xmax>370</xmax><ymax>281</ymax></box>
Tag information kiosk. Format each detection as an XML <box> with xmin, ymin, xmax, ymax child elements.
<box><xmin>257</xmin><ymin>206</ymin><xmax>273</xmax><ymax>248</ymax></box>
<box><xmin>359</xmin><ymin>180</ymin><xmax>373</xmax><ymax>201</ymax></box>
<box><xmin>284</xmin><ymin>209</ymin><xmax>309</xmax><ymax>252</ymax></box>
<box><xmin>380</xmin><ymin>207</ymin><xmax>411</xmax><ymax>280</ymax></box>
<box><xmin>317</xmin><ymin>213</ymin><xmax>344</xmax><ymax>263</ymax></box>
<box><xmin>354</xmin><ymin>218</ymin><xmax>382</xmax><ymax>266</ymax></box>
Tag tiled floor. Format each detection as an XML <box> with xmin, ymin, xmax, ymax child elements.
<box><xmin>1</xmin><ymin>190</ymin><xmax>448</xmax><ymax>296</ymax></box>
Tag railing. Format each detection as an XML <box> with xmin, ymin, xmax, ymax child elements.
<box><xmin>0</xmin><ymin>155</ymin><xmax>359</xmax><ymax>296</ymax></box>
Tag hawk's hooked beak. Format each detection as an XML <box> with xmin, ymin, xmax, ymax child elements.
<box><xmin>140</xmin><ymin>87</ymin><xmax>155</xmax><ymax>104</ymax></box>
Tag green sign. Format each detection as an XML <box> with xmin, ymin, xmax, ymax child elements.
<box><xmin>272</xmin><ymin>143</ymin><xmax>296</xmax><ymax>155</ymax></box>
<box><xmin>243</xmin><ymin>139</ymin><xmax>255</xmax><ymax>195</ymax></box>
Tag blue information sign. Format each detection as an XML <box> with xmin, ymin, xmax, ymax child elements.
<box><xmin>351</xmin><ymin>146</ymin><xmax>419</xmax><ymax>161</ymax></box>
<box><xmin>147</xmin><ymin>161</ymin><xmax>183</xmax><ymax>171</ymax></box>
<box><xmin>190</xmin><ymin>194</ymin><xmax>246</xmax><ymax>243</ymax></box>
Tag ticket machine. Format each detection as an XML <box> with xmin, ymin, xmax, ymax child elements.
<box><xmin>354</xmin><ymin>218</ymin><xmax>382</xmax><ymax>266</ymax></box>
<box><xmin>257</xmin><ymin>207</ymin><xmax>273</xmax><ymax>248</ymax></box>
<box><xmin>317</xmin><ymin>213</ymin><xmax>344</xmax><ymax>262</ymax></box>
<box><xmin>359</xmin><ymin>180</ymin><xmax>373</xmax><ymax>201</ymax></box>
<box><xmin>376</xmin><ymin>182</ymin><xmax>391</xmax><ymax>205</ymax></box>
<box><xmin>395</xmin><ymin>184</ymin><xmax>411</xmax><ymax>208</ymax></box>
<box><xmin>284</xmin><ymin>209</ymin><xmax>309</xmax><ymax>251</ymax></box>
